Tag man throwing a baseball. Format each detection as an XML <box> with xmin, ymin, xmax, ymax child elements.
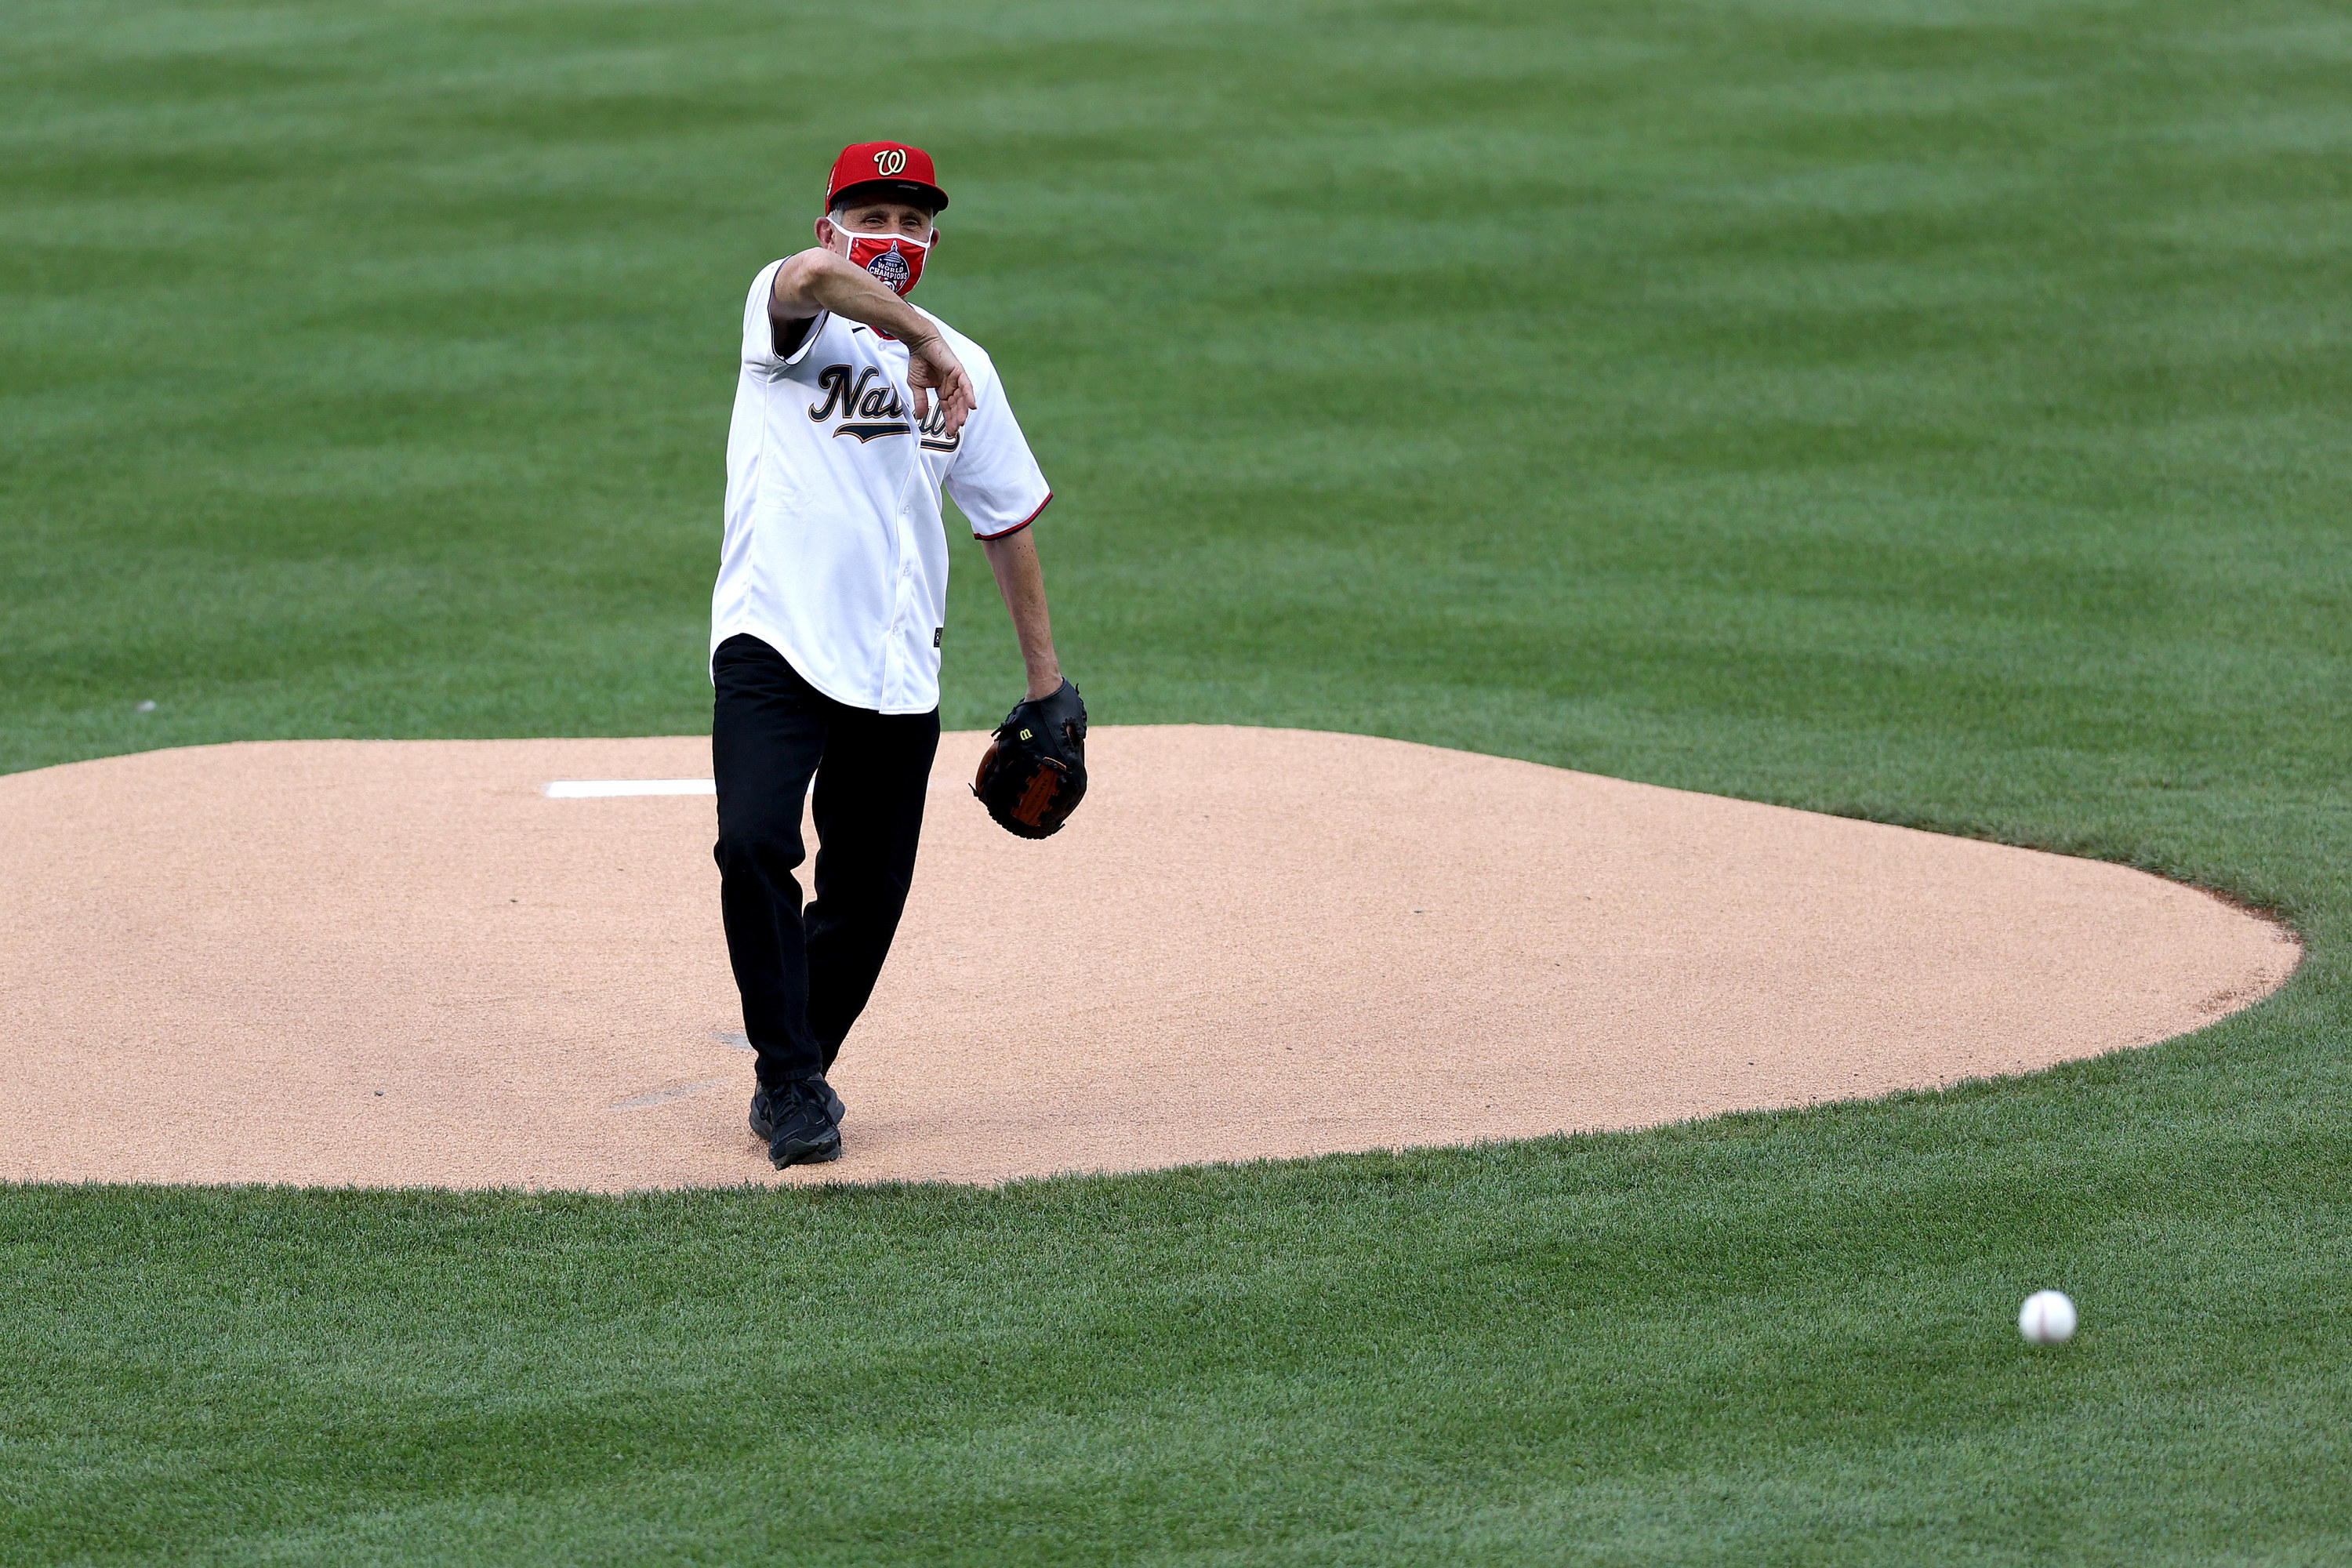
<box><xmin>713</xmin><ymin>141</ymin><xmax>1080</xmax><ymax>1168</ymax></box>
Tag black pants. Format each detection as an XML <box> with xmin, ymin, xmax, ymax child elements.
<box><xmin>712</xmin><ymin>634</ymin><xmax>939</xmax><ymax>1088</ymax></box>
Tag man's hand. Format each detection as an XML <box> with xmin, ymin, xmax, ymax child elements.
<box><xmin>906</xmin><ymin>333</ymin><xmax>975</xmax><ymax>437</ymax></box>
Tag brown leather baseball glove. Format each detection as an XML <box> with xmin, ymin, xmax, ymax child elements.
<box><xmin>971</xmin><ymin>680</ymin><xmax>1087</xmax><ymax>839</ymax></box>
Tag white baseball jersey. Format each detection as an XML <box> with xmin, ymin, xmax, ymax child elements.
<box><xmin>713</xmin><ymin>258</ymin><xmax>1052</xmax><ymax>713</ymax></box>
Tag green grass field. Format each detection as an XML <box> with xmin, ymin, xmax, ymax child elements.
<box><xmin>5</xmin><ymin>0</ymin><xmax>2350</xmax><ymax>1561</ymax></box>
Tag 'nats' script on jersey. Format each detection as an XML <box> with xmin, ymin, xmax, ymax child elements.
<box><xmin>713</xmin><ymin>258</ymin><xmax>1052</xmax><ymax>713</ymax></box>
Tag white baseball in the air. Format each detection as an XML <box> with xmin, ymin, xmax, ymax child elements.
<box><xmin>2018</xmin><ymin>1290</ymin><xmax>2078</xmax><ymax>1345</ymax></box>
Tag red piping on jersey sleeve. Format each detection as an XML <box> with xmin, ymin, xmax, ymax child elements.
<box><xmin>975</xmin><ymin>491</ymin><xmax>1051</xmax><ymax>542</ymax></box>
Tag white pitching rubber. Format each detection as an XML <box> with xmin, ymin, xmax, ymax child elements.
<box><xmin>544</xmin><ymin>779</ymin><xmax>717</xmax><ymax>798</ymax></box>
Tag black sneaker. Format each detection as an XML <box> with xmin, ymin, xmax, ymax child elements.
<box><xmin>750</xmin><ymin>1077</ymin><xmax>841</xmax><ymax>1168</ymax></box>
<box><xmin>750</xmin><ymin>1078</ymin><xmax>844</xmax><ymax>1137</ymax></box>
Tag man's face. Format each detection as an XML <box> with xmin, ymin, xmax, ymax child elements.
<box><xmin>820</xmin><ymin>200</ymin><xmax>938</xmax><ymax>253</ymax></box>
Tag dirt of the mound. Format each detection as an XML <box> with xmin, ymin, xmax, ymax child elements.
<box><xmin>0</xmin><ymin>728</ymin><xmax>2298</xmax><ymax>1189</ymax></box>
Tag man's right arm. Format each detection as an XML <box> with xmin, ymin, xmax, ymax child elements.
<box><xmin>771</xmin><ymin>249</ymin><xmax>975</xmax><ymax>436</ymax></box>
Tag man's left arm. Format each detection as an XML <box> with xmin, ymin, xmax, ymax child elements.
<box><xmin>941</xmin><ymin>351</ymin><xmax>1062</xmax><ymax>701</ymax></box>
<box><xmin>980</xmin><ymin>528</ymin><xmax>1062</xmax><ymax>702</ymax></box>
<box><xmin>956</xmin><ymin>380</ymin><xmax>1084</xmax><ymax>839</ymax></box>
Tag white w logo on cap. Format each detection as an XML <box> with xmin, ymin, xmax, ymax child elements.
<box><xmin>874</xmin><ymin>148</ymin><xmax>908</xmax><ymax>176</ymax></box>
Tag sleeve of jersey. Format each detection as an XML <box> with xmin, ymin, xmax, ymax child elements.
<box><xmin>942</xmin><ymin>366</ymin><xmax>1053</xmax><ymax>541</ymax></box>
<box><xmin>741</xmin><ymin>260</ymin><xmax>828</xmax><ymax>376</ymax></box>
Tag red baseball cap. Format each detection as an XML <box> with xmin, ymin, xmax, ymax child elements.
<box><xmin>825</xmin><ymin>141</ymin><xmax>949</xmax><ymax>213</ymax></box>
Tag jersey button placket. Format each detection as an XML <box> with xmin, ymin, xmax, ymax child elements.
<box><xmin>887</xmin><ymin>494</ymin><xmax>921</xmax><ymax>709</ymax></box>
<box><xmin>873</xmin><ymin>343</ymin><xmax>909</xmax><ymax>709</ymax></box>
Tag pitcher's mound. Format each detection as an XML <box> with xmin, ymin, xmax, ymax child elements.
<box><xmin>0</xmin><ymin>728</ymin><xmax>2297</xmax><ymax>1189</ymax></box>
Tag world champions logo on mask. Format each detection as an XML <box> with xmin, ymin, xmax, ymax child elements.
<box><xmin>865</xmin><ymin>247</ymin><xmax>912</xmax><ymax>291</ymax></box>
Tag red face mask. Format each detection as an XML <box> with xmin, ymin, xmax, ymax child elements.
<box><xmin>833</xmin><ymin>223</ymin><xmax>932</xmax><ymax>297</ymax></box>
